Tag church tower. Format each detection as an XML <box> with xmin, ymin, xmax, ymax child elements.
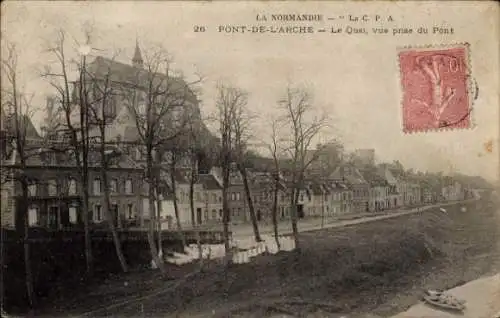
<box><xmin>132</xmin><ymin>39</ymin><xmax>143</xmax><ymax>68</ymax></box>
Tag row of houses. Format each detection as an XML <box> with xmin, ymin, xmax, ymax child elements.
<box><xmin>0</xmin><ymin>125</ymin><xmax>477</xmax><ymax>232</ymax></box>
<box><xmin>154</xmin><ymin>160</ymin><xmax>476</xmax><ymax>228</ymax></box>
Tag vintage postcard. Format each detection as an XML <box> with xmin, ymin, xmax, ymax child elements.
<box><xmin>1</xmin><ymin>1</ymin><xmax>499</xmax><ymax>317</ymax></box>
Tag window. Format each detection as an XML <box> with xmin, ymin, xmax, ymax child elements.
<box><xmin>231</xmin><ymin>193</ymin><xmax>235</xmax><ymax>201</ymax></box>
<box><xmin>211</xmin><ymin>209</ymin><xmax>217</xmax><ymax>219</ymax></box>
<box><xmin>196</xmin><ymin>192</ymin><xmax>201</xmax><ymax>202</ymax></box>
<box><xmin>300</xmin><ymin>194</ymin><xmax>304</xmax><ymax>201</ymax></box>
<box><xmin>218</xmin><ymin>196</ymin><xmax>222</xmax><ymax>203</ymax></box>
<box><xmin>125</xmin><ymin>179</ymin><xmax>133</xmax><ymax>194</ymax></box>
<box><xmin>219</xmin><ymin>209</ymin><xmax>222</xmax><ymax>218</ymax></box>
<box><xmin>48</xmin><ymin>180</ymin><xmax>58</xmax><ymax>196</ymax></box>
<box><xmin>127</xmin><ymin>204</ymin><xmax>134</xmax><ymax>219</ymax></box>
<box><xmin>95</xmin><ymin>204</ymin><xmax>102</xmax><ymax>221</ymax></box>
<box><xmin>93</xmin><ymin>178</ymin><xmax>102</xmax><ymax>195</ymax></box>
<box><xmin>28</xmin><ymin>207</ymin><xmax>39</xmax><ymax>226</ymax></box>
<box><xmin>68</xmin><ymin>178</ymin><xmax>77</xmax><ymax>195</ymax></box>
<box><xmin>28</xmin><ymin>183</ymin><xmax>37</xmax><ymax>197</ymax></box>
<box><xmin>211</xmin><ymin>193</ymin><xmax>216</xmax><ymax>203</ymax></box>
<box><xmin>69</xmin><ymin>206</ymin><xmax>78</xmax><ymax>224</ymax></box>
<box><xmin>236</xmin><ymin>193</ymin><xmax>241</xmax><ymax>201</ymax></box>
<box><xmin>110</xmin><ymin>179</ymin><xmax>118</xmax><ymax>193</ymax></box>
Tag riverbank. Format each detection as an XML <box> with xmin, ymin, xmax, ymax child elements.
<box><xmin>53</xmin><ymin>198</ymin><xmax>498</xmax><ymax>317</ymax></box>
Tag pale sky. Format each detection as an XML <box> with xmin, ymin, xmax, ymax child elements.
<box><xmin>2</xmin><ymin>1</ymin><xmax>499</xmax><ymax>182</ymax></box>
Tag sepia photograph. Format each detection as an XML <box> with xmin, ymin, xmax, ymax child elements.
<box><xmin>1</xmin><ymin>1</ymin><xmax>499</xmax><ymax>317</ymax></box>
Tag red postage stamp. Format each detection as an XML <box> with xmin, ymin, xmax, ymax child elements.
<box><xmin>398</xmin><ymin>44</ymin><xmax>472</xmax><ymax>133</ymax></box>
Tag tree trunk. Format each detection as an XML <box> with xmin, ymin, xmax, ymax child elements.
<box><xmin>272</xmin><ymin>176</ymin><xmax>281</xmax><ymax>250</ymax></box>
<box><xmin>290</xmin><ymin>181</ymin><xmax>301</xmax><ymax>252</ymax></box>
<box><xmin>80</xmin><ymin>54</ymin><xmax>93</xmax><ymax>276</ymax></box>
<box><xmin>170</xmin><ymin>161</ymin><xmax>186</xmax><ymax>248</ymax></box>
<box><xmin>321</xmin><ymin>192</ymin><xmax>325</xmax><ymax>228</ymax></box>
<box><xmin>189</xmin><ymin>182</ymin><xmax>196</xmax><ymax>229</ymax></box>
<box><xmin>20</xmin><ymin>180</ymin><xmax>34</xmax><ymax>309</ymax></box>
<box><xmin>237</xmin><ymin>163</ymin><xmax>261</xmax><ymax>242</ymax></box>
<box><xmin>189</xmin><ymin>155</ymin><xmax>203</xmax><ymax>268</ymax></box>
<box><xmin>222</xmin><ymin>166</ymin><xmax>232</xmax><ymax>265</ymax></box>
<box><xmin>155</xmin><ymin>185</ymin><xmax>163</xmax><ymax>260</ymax></box>
<box><xmin>146</xmin><ymin>165</ymin><xmax>166</xmax><ymax>274</ymax></box>
<box><xmin>101</xmin><ymin>166</ymin><xmax>129</xmax><ymax>273</ymax></box>
<box><xmin>81</xmin><ymin>176</ymin><xmax>93</xmax><ymax>275</ymax></box>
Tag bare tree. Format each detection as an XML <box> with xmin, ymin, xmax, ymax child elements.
<box><xmin>185</xmin><ymin>116</ymin><xmax>205</xmax><ymax>268</ymax></box>
<box><xmin>213</xmin><ymin>83</ymin><xmax>247</xmax><ymax>263</ymax></box>
<box><xmin>84</xmin><ymin>55</ymin><xmax>130</xmax><ymax>273</ymax></box>
<box><xmin>122</xmin><ymin>44</ymin><xmax>200</xmax><ymax>275</ymax></box>
<box><xmin>40</xmin><ymin>29</ymin><xmax>95</xmax><ymax>275</ymax></box>
<box><xmin>1</xmin><ymin>42</ymin><xmax>37</xmax><ymax>308</ymax></box>
<box><xmin>278</xmin><ymin>86</ymin><xmax>329</xmax><ymax>252</ymax></box>
<box><xmin>263</xmin><ymin>118</ymin><xmax>285</xmax><ymax>250</ymax></box>
<box><xmin>231</xmin><ymin>90</ymin><xmax>262</xmax><ymax>243</ymax></box>
<box><xmin>167</xmin><ymin>147</ymin><xmax>186</xmax><ymax>247</ymax></box>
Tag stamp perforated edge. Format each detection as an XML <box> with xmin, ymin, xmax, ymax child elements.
<box><xmin>396</xmin><ymin>42</ymin><xmax>476</xmax><ymax>134</ymax></box>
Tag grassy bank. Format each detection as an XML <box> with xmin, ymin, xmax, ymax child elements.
<box><xmin>36</xmin><ymin>198</ymin><xmax>500</xmax><ymax>317</ymax></box>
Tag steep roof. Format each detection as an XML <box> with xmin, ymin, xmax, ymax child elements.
<box><xmin>330</xmin><ymin>164</ymin><xmax>368</xmax><ymax>185</ymax></box>
<box><xmin>2</xmin><ymin>113</ymin><xmax>41</xmax><ymax>140</ymax></box>
<box><xmin>86</xmin><ymin>57</ymin><xmax>197</xmax><ymax>102</ymax></box>
<box><xmin>58</xmin><ymin>54</ymin><xmax>218</xmax><ymax>159</ymax></box>
<box><xmin>360</xmin><ymin>168</ymin><xmax>388</xmax><ymax>187</ymax></box>
<box><xmin>198</xmin><ymin>174</ymin><xmax>222</xmax><ymax>190</ymax></box>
